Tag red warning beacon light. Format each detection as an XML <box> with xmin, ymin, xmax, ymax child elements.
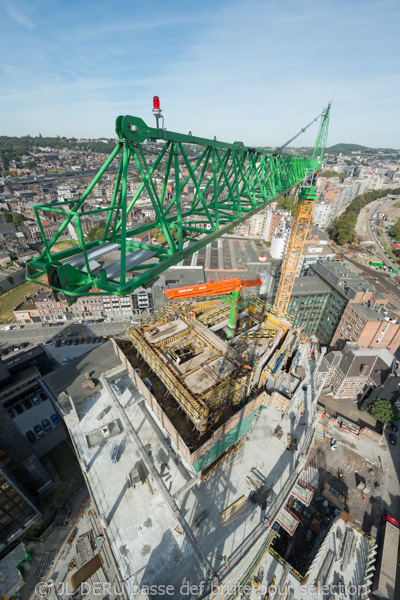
<box><xmin>153</xmin><ymin>96</ymin><xmax>160</xmax><ymax>111</ymax></box>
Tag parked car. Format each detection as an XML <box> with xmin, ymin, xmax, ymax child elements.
<box><xmin>85</xmin><ymin>337</ymin><xmax>91</xmax><ymax>344</ymax></box>
<box><xmin>14</xmin><ymin>404</ymin><xmax>24</xmax><ymax>414</ymax></box>
<box><xmin>44</xmin><ymin>340</ymin><xmax>53</xmax><ymax>346</ymax></box>
<box><xmin>41</xmin><ymin>418</ymin><xmax>52</xmax><ymax>432</ymax></box>
<box><xmin>62</xmin><ymin>357</ymin><xmax>69</xmax><ymax>365</ymax></box>
<box><xmin>73</xmin><ymin>338</ymin><xmax>79</xmax><ymax>345</ymax></box>
<box><xmin>51</xmin><ymin>413</ymin><xmax>60</xmax><ymax>425</ymax></box>
<box><xmin>26</xmin><ymin>431</ymin><xmax>35</xmax><ymax>443</ymax></box>
<box><xmin>2</xmin><ymin>326</ymin><xmax>12</xmax><ymax>330</ymax></box>
<box><xmin>389</xmin><ymin>433</ymin><xmax>397</xmax><ymax>445</ymax></box>
<box><xmin>104</xmin><ymin>318</ymin><xmax>112</xmax><ymax>322</ymax></box>
<box><xmin>55</xmin><ymin>340</ymin><xmax>61</xmax><ymax>347</ymax></box>
<box><xmin>95</xmin><ymin>337</ymin><xmax>101</xmax><ymax>343</ymax></box>
<box><xmin>90</xmin><ymin>338</ymin><xmax>96</xmax><ymax>343</ymax></box>
<box><xmin>23</xmin><ymin>399</ymin><xmax>32</xmax><ymax>409</ymax></box>
<box><xmin>13</xmin><ymin>326</ymin><xmax>22</xmax><ymax>330</ymax></box>
<box><xmin>70</xmin><ymin>356</ymin><xmax>76</xmax><ymax>361</ymax></box>
<box><xmin>84</xmin><ymin>320</ymin><xmax>93</xmax><ymax>324</ymax></box>
<box><xmin>39</xmin><ymin>392</ymin><xmax>47</xmax><ymax>401</ymax></box>
<box><xmin>391</xmin><ymin>422</ymin><xmax>399</xmax><ymax>433</ymax></box>
<box><xmin>33</xmin><ymin>424</ymin><xmax>44</xmax><ymax>437</ymax></box>
<box><xmin>32</xmin><ymin>396</ymin><xmax>40</xmax><ymax>404</ymax></box>
<box><xmin>41</xmin><ymin>323</ymin><xmax>51</xmax><ymax>327</ymax></box>
<box><xmin>66</xmin><ymin>339</ymin><xmax>73</xmax><ymax>345</ymax></box>
<box><xmin>75</xmin><ymin>320</ymin><xmax>83</xmax><ymax>324</ymax></box>
<box><xmin>79</xmin><ymin>337</ymin><xmax>85</xmax><ymax>344</ymax></box>
<box><xmin>60</xmin><ymin>340</ymin><xmax>67</xmax><ymax>345</ymax></box>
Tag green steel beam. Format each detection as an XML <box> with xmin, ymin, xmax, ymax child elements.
<box><xmin>26</xmin><ymin>108</ymin><xmax>329</xmax><ymax>301</ymax></box>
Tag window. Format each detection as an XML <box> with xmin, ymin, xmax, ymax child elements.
<box><xmin>359</xmin><ymin>317</ymin><xmax>364</xmax><ymax>323</ymax></box>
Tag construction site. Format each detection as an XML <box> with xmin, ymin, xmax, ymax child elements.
<box><xmin>20</xmin><ymin>101</ymin><xmax>384</xmax><ymax>599</ymax></box>
<box><xmin>111</xmin><ymin>278</ymin><xmax>307</xmax><ymax>473</ymax></box>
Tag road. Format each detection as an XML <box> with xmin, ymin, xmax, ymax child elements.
<box><xmin>356</xmin><ymin>196</ymin><xmax>399</xmax><ymax>270</ymax></box>
<box><xmin>0</xmin><ymin>319</ymin><xmax>128</xmax><ymax>349</ymax></box>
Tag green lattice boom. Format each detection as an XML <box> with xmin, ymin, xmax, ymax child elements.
<box><xmin>26</xmin><ymin>113</ymin><xmax>324</xmax><ymax>301</ymax></box>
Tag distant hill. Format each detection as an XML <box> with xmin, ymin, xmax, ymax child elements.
<box><xmin>327</xmin><ymin>143</ymin><xmax>369</xmax><ymax>153</ymax></box>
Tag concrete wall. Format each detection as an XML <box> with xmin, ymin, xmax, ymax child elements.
<box><xmin>112</xmin><ymin>340</ymin><xmax>192</xmax><ymax>465</ymax></box>
<box><xmin>191</xmin><ymin>391</ymin><xmax>268</xmax><ymax>467</ymax></box>
<box><xmin>112</xmin><ymin>339</ymin><xmax>269</xmax><ymax>471</ymax></box>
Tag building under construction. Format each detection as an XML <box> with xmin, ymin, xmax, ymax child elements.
<box><xmin>113</xmin><ymin>292</ymin><xmax>305</xmax><ymax>472</ymax></box>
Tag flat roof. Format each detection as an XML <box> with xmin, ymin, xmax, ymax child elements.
<box><xmin>42</xmin><ymin>341</ymin><xmax>121</xmax><ymax>410</ymax></box>
<box><xmin>351</xmin><ymin>302</ymin><xmax>392</xmax><ymax>322</ymax></box>
<box><xmin>58</xmin><ymin>345</ymin><xmax>319</xmax><ymax>596</ymax></box>
<box><xmin>291</xmin><ymin>275</ymin><xmax>332</xmax><ymax>296</ymax></box>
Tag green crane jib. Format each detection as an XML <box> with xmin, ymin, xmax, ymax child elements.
<box><xmin>26</xmin><ymin>104</ymin><xmax>328</xmax><ymax>303</ymax></box>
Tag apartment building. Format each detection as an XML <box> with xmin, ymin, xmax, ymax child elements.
<box><xmin>331</xmin><ymin>302</ymin><xmax>400</xmax><ymax>353</ymax></box>
<box><xmin>14</xmin><ymin>290</ymin><xmax>68</xmax><ymax>324</ymax></box>
<box><xmin>297</xmin><ymin>244</ymin><xmax>336</xmax><ymax>276</ymax></box>
<box><xmin>14</xmin><ymin>287</ymin><xmax>154</xmax><ymax>323</ymax></box>
<box><xmin>312</xmin><ymin>200</ymin><xmax>333</xmax><ymax>229</ymax></box>
<box><xmin>316</xmin><ymin>343</ymin><xmax>394</xmax><ymax>400</ymax></box>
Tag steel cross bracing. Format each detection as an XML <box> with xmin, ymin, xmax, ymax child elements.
<box><xmin>273</xmin><ymin>102</ymin><xmax>331</xmax><ymax>316</ymax></box>
<box><xmin>26</xmin><ymin>112</ymin><xmax>324</xmax><ymax>302</ymax></box>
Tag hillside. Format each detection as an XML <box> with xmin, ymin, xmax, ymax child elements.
<box><xmin>327</xmin><ymin>143</ymin><xmax>369</xmax><ymax>153</ymax></box>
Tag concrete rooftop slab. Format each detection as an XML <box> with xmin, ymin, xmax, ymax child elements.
<box><xmin>143</xmin><ymin>320</ymin><xmax>188</xmax><ymax>344</ymax></box>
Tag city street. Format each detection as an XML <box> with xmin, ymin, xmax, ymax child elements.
<box><xmin>0</xmin><ymin>319</ymin><xmax>128</xmax><ymax>350</ymax></box>
<box><xmin>356</xmin><ymin>196</ymin><xmax>400</xmax><ymax>270</ymax></box>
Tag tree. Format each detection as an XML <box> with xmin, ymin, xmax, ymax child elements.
<box><xmin>12</xmin><ymin>214</ymin><xmax>24</xmax><ymax>227</ymax></box>
<box><xmin>86</xmin><ymin>220</ymin><xmax>106</xmax><ymax>242</ymax></box>
<box><xmin>3</xmin><ymin>213</ymin><xmax>13</xmax><ymax>223</ymax></box>
<box><xmin>150</xmin><ymin>227</ymin><xmax>179</xmax><ymax>245</ymax></box>
<box><xmin>367</xmin><ymin>398</ymin><xmax>399</xmax><ymax>425</ymax></box>
<box><xmin>277</xmin><ymin>195</ymin><xmax>296</xmax><ymax>215</ymax></box>
<box><xmin>390</xmin><ymin>218</ymin><xmax>400</xmax><ymax>241</ymax></box>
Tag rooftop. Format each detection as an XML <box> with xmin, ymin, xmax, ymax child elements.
<box><xmin>352</xmin><ymin>302</ymin><xmax>397</xmax><ymax>322</ymax></box>
<box><xmin>290</xmin><ymin>275</ymin><xmax>332</xmax><ymax>297</ymax></box>
<box><xmin>42</xmin><ymin>341</ymin><xmax>121</xmax><ymax>411</ymax></box>
<box><xmin>57</xmin><ymin>343</ymin><xmax>318</xmax><ymax>596</ymax></box>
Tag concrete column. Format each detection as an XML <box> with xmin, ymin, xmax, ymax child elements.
<box><xmin>218</xmin><ymin>239</ymin><xmax>223</xmax><ymax>269</ymax></box>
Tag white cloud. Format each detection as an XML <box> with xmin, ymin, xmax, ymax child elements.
<box><xmin>0</xmin><ymin>0</ymin><xmax>35</xmax><ymax>29</ymax></box>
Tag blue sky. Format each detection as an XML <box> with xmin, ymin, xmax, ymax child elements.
<box><xmin>1</xmin><ymin>0</ymin><xmax>399</xmax><ymax>148</ymax></box>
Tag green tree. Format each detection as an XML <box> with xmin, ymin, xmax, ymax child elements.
<box><xmin>3</xmin><ymin>213</ymin><xmax>13</xmax><ymax>223</ymax></box>
<box><xmin>390</xmin><ymin>218</ymin><xmax>400</xmax><ymax>241</ymax></box>
<box><xmin>12</xmin><ymin>214</ymin><xmax>24</xmax><ymax>227</ymax></box>
<box><xmin>277</xmin><ymin>195</ymin><xmax>296</xmax><ymax>215</ymax></box>
<box><xmin>86</xmin><ymin>220</ymin><xmax>106</xmax><ymax>242</ymax></box>
<box><xmin>367</xmin><ymin>398</ymin><xmax>399</xmax><ymax>425</ymax></box>
<box><xmin>321</xmin><ymin>170</ymin><xmax>347</xmax><ymax>181</ymax></box>
<box><xmin>151</xmin><ymin>227</ymin><xmax>179</xmax><ymax>245</ymax></box>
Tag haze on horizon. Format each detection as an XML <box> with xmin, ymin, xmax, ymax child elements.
<box><xmin>0</xmin><ymin>0</ymin><xmax>399</xmax><ymax>150</ymax></box>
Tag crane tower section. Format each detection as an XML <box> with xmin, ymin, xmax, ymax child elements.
<box><xmin>273</xmin><ymin>103</ymin><xmax>331</xmax><ymax>316</ymax></box>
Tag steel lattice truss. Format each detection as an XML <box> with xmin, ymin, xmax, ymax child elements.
<box><xmin>26</xmin><ymin>114</ymin><xmax>322</xmax><ymax>301</ymax></box>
